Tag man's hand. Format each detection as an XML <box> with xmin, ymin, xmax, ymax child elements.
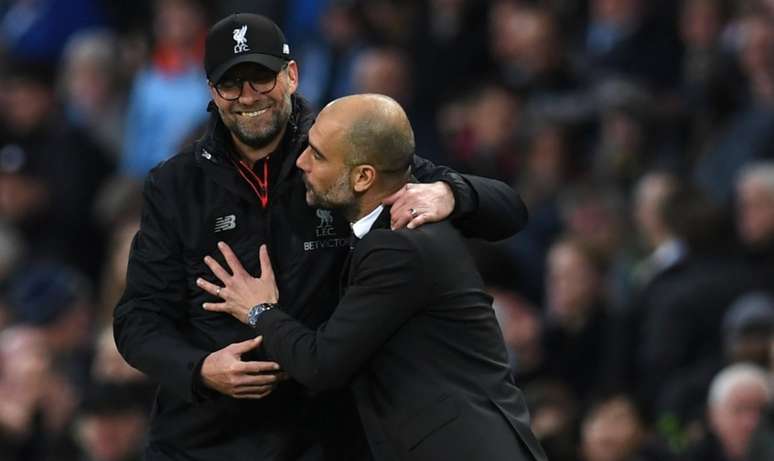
<box><xmin>200</xmin><ymin>336</ymin><xmax>287</xmax><ymax>399</ymax></box>
<box><xmin>198</xmin><ymin>243</ymin><xmax>278</xmax><ymax>324</ymax></box>
<box><xmin>382</xmin><ymin>181</ymin><xmax>455</xmax><ymax>230</ymax></box>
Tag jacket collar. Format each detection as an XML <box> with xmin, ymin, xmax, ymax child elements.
<box><xmin>194</xmin><ymin>95</ymin><xmax>315</xmax><ymax>202</ymax></box>
<box><xmin>367</xmin><ymin>205</ymin><xmax>393</xmax><ymax>233</ymax></box>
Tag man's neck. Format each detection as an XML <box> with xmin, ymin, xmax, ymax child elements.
<box><xmin>647</xmin><ymin>231</ymin><xmax>672</xmax><ymax>252</ymax></box>
<box><xmin>230</xmin><ymin>125</ymin><xmax>287</xmax><ymax>167</ymax></box>
<box><xmin>346</xmin><ymin>181</ymin><xmax>407</xmax><ymax>223</ymax></box>
<box><xmin>348</xmin><ymin>197</ymin><xmax>383</xmax><ymax>223</ymax></box>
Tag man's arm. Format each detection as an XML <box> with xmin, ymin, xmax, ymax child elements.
<box><xmin>388</xmin><ymin>155</ymin><xmax>527</xmax><ymax>241</ymax></box>
<box><xmin>113</xmin><ymin>172</ymin><xmax>210</xmax><ymax>402</ymax></box>
<box><xmin>113</xmin><ymin>172</ymin><xmax>281</xmax><ymax>401</ymax></box>
<box><xmin>200</xmin><ymin>235</ymin><xmax>428</xmax><ymax>392</ymax></box>
<box><xmin>262</xmin><ymin>232</ymin><xmax>426</xmax><ymax>390</ymax></box>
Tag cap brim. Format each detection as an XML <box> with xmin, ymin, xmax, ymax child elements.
<box><xmin>208</xmin><ymin>54</ymin><xmax>287</xmax><ymax>83</ymax></box>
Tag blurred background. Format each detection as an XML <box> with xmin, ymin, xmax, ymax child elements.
<box><xmin>2</xmin><ymin>0</ymin><xmax>774</xmax><ymax>460</ymax></box>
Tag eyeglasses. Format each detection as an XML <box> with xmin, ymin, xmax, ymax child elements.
<box><xmin>212</xmin><ymin>64</ymin><xmax>288</xmax><ymax>101</ymax></box>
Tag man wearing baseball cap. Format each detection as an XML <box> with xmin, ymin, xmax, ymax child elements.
<box><xmin>204</xmin><ymin>14</ymin><xmax>292</xmax><ymax>83</ymax></box>
<box><xmin>115</xmin><ymin>12</ymin><xmax>529</xmax><ymax>461</ymax></box>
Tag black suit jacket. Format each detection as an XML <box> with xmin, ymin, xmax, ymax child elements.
<box><xmin>256</xmin><ymin>209</ymin><xmax>546</xmax><ymax>461</ymax></box>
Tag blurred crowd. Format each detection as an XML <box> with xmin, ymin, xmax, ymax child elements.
<box><xmin>3</xmin><ymin>0</ymin><xmax>774</xmax><ymax>460</ymax></box>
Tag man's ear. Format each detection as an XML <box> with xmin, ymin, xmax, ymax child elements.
<box><xmin>208</xmin><ymin>83</ymin><xmax>220</xmax><ymax>102</ymax></box>
<box><xmin>352</xmin><ymin>165</ymin><xmax>376</xmax><ymax>193</ymax></box>
<box><xmin>286</xmin><ymin>61</ymin><xmax>299</xmax><ymax>94</ymax></box>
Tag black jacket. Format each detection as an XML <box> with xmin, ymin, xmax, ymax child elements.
<box><xmin>255</xmin><ymin>209</ymin><xmax>545</xmax><ymax>461</ymax></box>
<box><xmin>113</xmin><ymin>96</ymin><xmax>528</xmax><ymax>461</ymax></box>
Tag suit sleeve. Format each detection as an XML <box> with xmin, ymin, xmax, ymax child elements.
<box><xmin>411</xmin><ymin>155</ymin><xmax>528</xmax><ymax>241</ymax></box>
<box><xmin>113</xmin><ymin>171</ymin><xmax>210</xmax><ymax>402</ymax></box>
<box><xmin>256</xmin><ymin>231</ymin><xmax>428</xmax><ymax>392</ymax></box>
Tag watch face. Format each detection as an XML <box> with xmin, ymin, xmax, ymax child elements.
<box><xmin>248</xmin><ymin>304</ymin><xmax>276</xmax><ymax>327</ymax></box>
<box><xmin>248</xmin><ymin>305</ymin><xmax>262</xmax><ymax>327</ymax></box>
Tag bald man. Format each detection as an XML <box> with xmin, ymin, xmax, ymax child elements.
<box><xmin>198</xmin><ymin>94</ymin><xmax>546</xmax><ymax>461</ymax></box>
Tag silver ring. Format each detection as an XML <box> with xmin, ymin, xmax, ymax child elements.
<box><xmin>409</xmin><ymin>208</ymin><xmax>418</xmax><ymax>218</ymax></box>
<box><xmin>216</xmin><ymin>287</ymin><xmax>221</xmax><ymax>296</ymax></box>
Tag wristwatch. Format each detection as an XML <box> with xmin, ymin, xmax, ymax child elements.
<box><xmin>247</xmin><ymin>303</ymin><xmax>278</xmax><ymax>328</ymax></box>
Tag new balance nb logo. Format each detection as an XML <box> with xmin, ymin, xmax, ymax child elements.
<box><xmin>214</xmin><ymin>215</ymin><xmax>236</xmax><ymax>233</ymax></box>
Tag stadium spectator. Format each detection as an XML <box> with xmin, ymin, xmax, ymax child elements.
<box><xmin>0</xmin><ymin>57</ymin><xmax>112</xmax><ymax>279</ymax></box>
<box><xmin>119</xmin><ymin>0</ymin><xmax>210</xmax><ymax>178</ymax></box>
<box><xmin>541</xmin><ymin>237</ymin><xmax>614</xmax><ymax>401</ymax></box>
<box><xmin>682</xmin><ymin>363</ymin><xmax>771</xmax><ymax>461</ymax></box>
<box><xmin>60</xmin><ymin>29</ymin><xmax>127</xmax><ymax>160</ymax></box>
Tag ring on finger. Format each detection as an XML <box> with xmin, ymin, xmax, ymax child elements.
<box><xmin>409</xmin><ymin>207</ymin><xmax>418</xmax><ymax>218</ymax></box>
<box><xmin>216</xmin><ymin>287</ymin><xmax>221</xmax><ymax>296</ymax></box>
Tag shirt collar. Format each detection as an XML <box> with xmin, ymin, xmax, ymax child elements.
<box><xmin>652</xmin><ymin>238</ymin><xmax>686</xmax><ymax>271</ymax></box>
<box><xmin>351</xmin><ymin>205</ymin><xmax>385</xmax><ymax>239</ymax></box>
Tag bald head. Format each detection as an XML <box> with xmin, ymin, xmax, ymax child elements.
<box><xmin>298</xmin><ymin>94</ymin><xmax>415</xmax><ymax>217</ymax></box>
<box><xmin>321</xmin><ymin>94</ymin><xmax>414</xmax><ymax>181</ymax></box>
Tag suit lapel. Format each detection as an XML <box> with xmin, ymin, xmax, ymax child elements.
<box><xmin>338</xmin><ymin>206</ymin><xmax>392</xmax><ymax>297</ymax></box>
<box><xmin>338</xmin><ymin>236</ymin><xmax>356</xmax><ymax>296</ymax></box>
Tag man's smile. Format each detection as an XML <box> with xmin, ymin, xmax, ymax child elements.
<box><xmin>234</xmin><ymin>105</ymin><xmax>272</xmax><ymax>118</ymax></box>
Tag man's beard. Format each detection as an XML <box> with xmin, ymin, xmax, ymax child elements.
<box><xmin>305</xmin><ymin>172</ymin><xmax>358</xmax><ymax>219</ymax></box>
<box><xmin>223</xmin><ymin>92</ymin><xmax>293</xmax><ymax>149</ymax></box>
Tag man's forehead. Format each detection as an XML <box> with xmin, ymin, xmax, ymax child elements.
<box><xmin>309</xmin><ymin>114</ymin><xmax>346</xmax><ymax>150</ymax></box>
<box><xmin>308</xmin><ymin>120</ymin><xmax>321</xmax><ymax>144</ymax></box>
<box><xmin>311</xmin><ymin>112</ymin><xmax>337</xmax><ymax>137</ymax></box>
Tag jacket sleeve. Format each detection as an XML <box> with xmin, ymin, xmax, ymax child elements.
<box><xmin>113</xmin><ymin>171</ymin><xmax>210</xmax><ymax>402</ymax></box>
<box><xmin>411</xmin><ymin>155</ymin><xmax>528</xmax><ymax>241</ymax></box>
<box><xmin>255</xmin><ymin>231</ymin><xmax>427</xmax><ymax>392</ymax></box>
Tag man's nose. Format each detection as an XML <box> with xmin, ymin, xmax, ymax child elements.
<box><xmin>297</xmin><ymin>149</ymin><xmax>309</xmax><ymax>170</ymax></box>
<box><xmin>237</xmin><ymin>81</ymin><xmax>261</xmax><ymax>103</ymax></box>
